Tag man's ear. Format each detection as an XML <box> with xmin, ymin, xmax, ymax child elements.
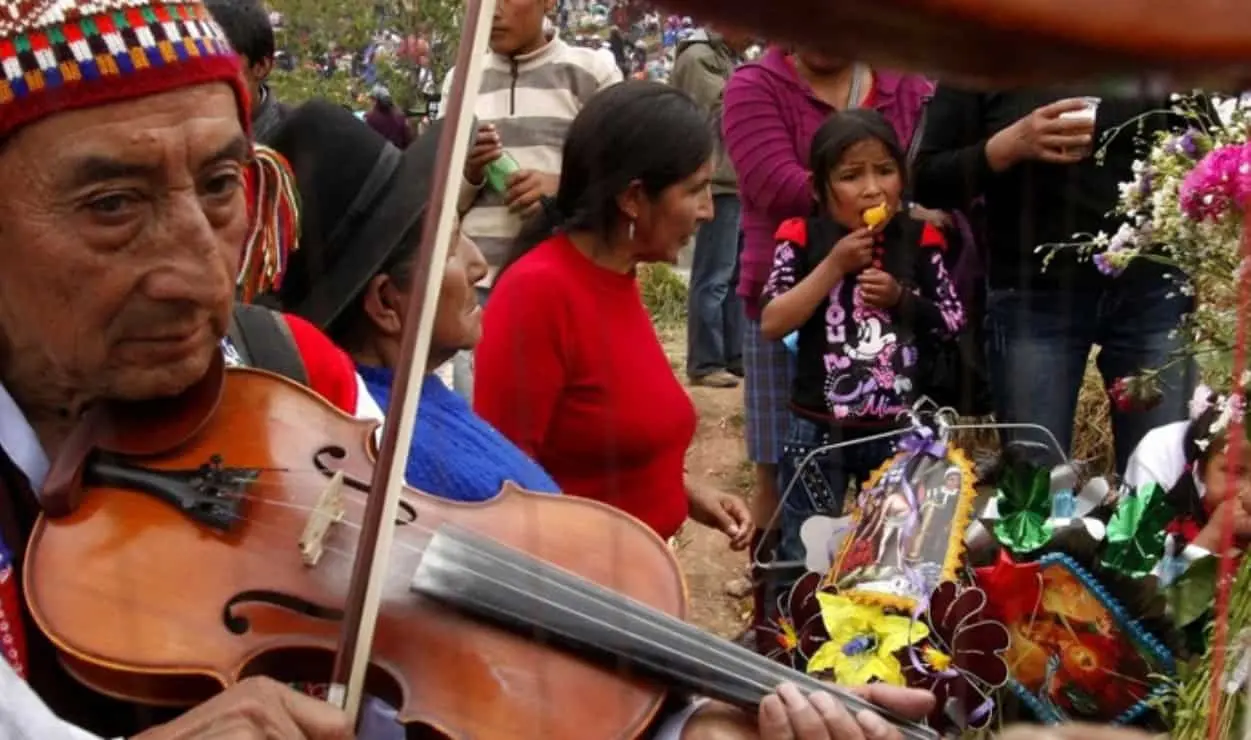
<box><xmin>362</xmin><ymin>274</ymin><xmax>403</xmax><ymax>338</ymax></box>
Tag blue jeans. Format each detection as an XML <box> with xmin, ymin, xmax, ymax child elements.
<box><xmin>769</xmin><ymin>415</ymin><xmax>897</xmax><ymax>609</ymax></box>
<box><xmin>686</xmin><ymin>194</ymin><xmax>744</xmax><ymax>377</ymax></box>
<box><xmin>985</xmin><ymin>275</ymin><xmax>1194</xmax><ymax>473</ymax></box>
<box><xmin>451</xmin><ymin>286</ymin><xmax>491</xmax><ymax>401</ymax></box>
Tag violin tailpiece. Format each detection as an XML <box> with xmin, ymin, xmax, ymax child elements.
<box><xmin>299</xmin><ymin>471</ymin><xmax>345</xmax><ymax>567</ymax></box>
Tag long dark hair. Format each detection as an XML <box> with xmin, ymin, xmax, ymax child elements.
<box><xmin>808</xmin><ymin>108</ymin><xmax>907</xmax><ymax>211</ymax></box>
<box><xmin>499</xmin><ymin>81</ymin><xmax>714</xmax><ymax>277</ymax></box>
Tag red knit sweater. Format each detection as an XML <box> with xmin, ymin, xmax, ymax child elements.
<box><xmin>474</xmin><ymin>235</ymin><xmax>696</xmax><ymax>540</ymax></box>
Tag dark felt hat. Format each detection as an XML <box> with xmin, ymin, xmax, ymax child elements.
<box><xmin>268</xmin><ymin>99</ymin><xmax>446</xmax><ymax>330</ymax></box>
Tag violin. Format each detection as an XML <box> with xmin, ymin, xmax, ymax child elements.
<box><xmin>24</xmin><ymin>360</ymin><xmax>939</xmax><ymax>740</ymax></box>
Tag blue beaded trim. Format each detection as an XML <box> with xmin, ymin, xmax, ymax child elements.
<box><xmin>1006</xmin><ymin>553</ymin><xmax>1175</xmax><ymax>726</ymax></box>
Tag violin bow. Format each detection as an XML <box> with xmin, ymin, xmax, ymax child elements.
<box><xmin>326</xmin><ymin>0</ymin><xmax>496</xmax><ymax>720</ymax></box>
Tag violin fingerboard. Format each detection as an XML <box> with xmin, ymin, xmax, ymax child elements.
<box><xmin>409</xmin><ymin>525</ymin><xmax>939</xmax><ymax>740</ymax></box>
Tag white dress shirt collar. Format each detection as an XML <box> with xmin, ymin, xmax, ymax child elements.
<box><xmin>0</xmin><ymin>382</ymin><xmax>48</xmax><ymax>490</ymax></box>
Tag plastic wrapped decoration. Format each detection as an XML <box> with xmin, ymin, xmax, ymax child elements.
<box><xmin>772</xmin><ymin>426</ymin><xmax>1010</xmax><ymax>736</ymax></box>
<box><xmin>828</xmin><ymin>434</ymin><xmax>978</xmax><ymax>613</ymax></box>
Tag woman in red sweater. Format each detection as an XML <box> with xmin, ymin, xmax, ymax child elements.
<box><xmin>474</xmin><ymin>81</ymin><xmax>753</xmax><ymax>548</ymax></box>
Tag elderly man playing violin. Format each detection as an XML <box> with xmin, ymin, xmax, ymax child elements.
<box><xmin>0</xmin><ymin>1</ymin><xmax>931</xmax><ymax>739</ymax></box>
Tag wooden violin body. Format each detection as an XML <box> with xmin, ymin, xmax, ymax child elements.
<box><xmin>656</xmin><ymin>0</ymin><xmax>1251</xmax><ymax>88</ymax></box>
<box><xmin>24</xmin><ymin>367</ymin><xmax>685</xmax><ymax>739</ymax></box>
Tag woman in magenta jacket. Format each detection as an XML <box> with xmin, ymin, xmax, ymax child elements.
<box><xmin>721</xmin><ymin>47</ymin><xmax>933</xmax><ymax>647</ymax></box>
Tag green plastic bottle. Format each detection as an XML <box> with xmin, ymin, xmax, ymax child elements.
<box><xmin>484</xmin><ymin>152</ymin><xmax>520</xmax><ymax>194</ymax></box>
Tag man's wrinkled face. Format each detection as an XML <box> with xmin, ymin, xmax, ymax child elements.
<box><xmin>0</xmin><ymin>84</ymin><xmax>248</xmax><ymax>409</ymax></box>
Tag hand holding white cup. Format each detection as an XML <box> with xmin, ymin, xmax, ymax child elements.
<box><xmin>987</xmin><ymin>97</ymin><xmax>1100</xmax><ymax>170</ymax></box>
<box><xmin>1055</xmin><ymin>96</ymin><xmax>1100</xmax><ymax>156</ymax></box>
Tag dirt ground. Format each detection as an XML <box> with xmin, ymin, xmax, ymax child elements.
<box><xmin>660</xmin><ymin>329</ymin><xmax>757</xmax><ymax>639</ymax></box>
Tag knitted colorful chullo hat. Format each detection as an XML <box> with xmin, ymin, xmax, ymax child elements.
<box><xmin>0</xmin><ymin>0</ymin><xmax>248</xmax><ymax>139</ymax></box>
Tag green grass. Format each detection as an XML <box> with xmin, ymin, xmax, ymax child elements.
<box><xmin>639</xmin><ymin>263</ymin><xmax>688</xmax><ymax>330</ymax></box>
<box><xmin>733</xmin><ymin>458</ymin><xmax>756</xmax><ymax>496</ymax></box>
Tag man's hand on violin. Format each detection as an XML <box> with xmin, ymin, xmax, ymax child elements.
<box><xmin>687</xmin><ymin>484</ymin><xmax>755</xmax><ymax>550</ymax></box>
<box><xmin>134</xmin><ymin>677</ymin><xmax>352</xmax><ymax>740</ymax></box>
<box><xmin>759</xmin><ymin>683</ymin><xmax>935</xmax><ymax>740</ymax></box>
<box><xmin>997</xmin><ymin>725</ymin><xmax>1153</xmax><ymax>740</ymax></box>
<box><xmin>679</xmin><ymin>683</ymin><xmax>934</xmax><ymax>740</ymax></box>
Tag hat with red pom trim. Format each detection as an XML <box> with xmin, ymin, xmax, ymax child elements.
<box><xmin>0</xmin><ymin>0</ymin><xmax>248</xmax><ymax>138</ymax></box>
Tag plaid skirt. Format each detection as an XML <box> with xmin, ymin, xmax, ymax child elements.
<box><xmin>742</xmin><ymin>318</ymin><xmax>795</xmax><ymax>465</ymax></box>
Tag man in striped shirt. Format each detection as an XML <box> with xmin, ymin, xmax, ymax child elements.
<box><xmin>441</xmin><ymin>0</ymin><xmax>621</xmax><ymax>398</ymax></box>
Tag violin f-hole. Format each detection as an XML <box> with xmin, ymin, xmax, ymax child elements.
<box><xmin>312</xmin><ymin>446</ymin><xmax>417</xmax><ymax>526</ymax></box>
<box><xmin>312</xmin><ymin>446</ymin><xmax>372</xmax><ymax>494</ymax></box>
<box><xmin>222</xmin><ymin>590</ymin><xmax>345</xmax><ymax>635</ymax></box>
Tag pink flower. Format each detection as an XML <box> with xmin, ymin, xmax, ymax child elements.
<box><xmin>1180</xmin><ymin>143</ymin><xmax>1251</xmax><ymax>222</ymax></box>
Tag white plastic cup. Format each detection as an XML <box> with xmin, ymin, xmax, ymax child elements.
<box><xmin>1058</xmin><ymin>96</ymin><xmax>1101</xmax><ymax>122</ymax></box>
<box><xmin>1058</xmin><ymin>96</ymin><xmax>1100</xmax><ymax>156</ymax></box>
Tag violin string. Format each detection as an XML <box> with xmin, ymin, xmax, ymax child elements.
<box><xmin>125</xmin><ymin>478</ymin><xmax>925</xmax><ymax>732</ymax></box>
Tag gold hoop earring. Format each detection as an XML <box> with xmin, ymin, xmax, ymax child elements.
<box><xmin>627</xmin><ymin>220</ymin><xmax>635</xmax><ymax>242</ymax></box>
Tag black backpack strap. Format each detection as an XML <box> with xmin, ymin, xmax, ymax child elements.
<box><xmin>904</xmin><ymin>95</ymin><xmax>932</xmax><ymax>199</ymax></box>
<box><xmin>228</xmin><ymin>304</ymin><xmax>310</xmax><ymax>386</ymax></box>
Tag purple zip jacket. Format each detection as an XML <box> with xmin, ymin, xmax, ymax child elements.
<box><xmin>722</xmin><ymin>49</ymin><xmax>932</xmax><ymax>319</ymax></box>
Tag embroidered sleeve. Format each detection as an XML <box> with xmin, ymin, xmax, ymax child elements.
<box><xmin>762</xmin><ymin>218</ymin><xmax>810</xmax><ymax>303</ymax></box>
<box><xmin>762</xmin><ymin>241</ymin><xmax>802</xmax><ymax>302</ymax></box>
<box><xmin>903</xmin><ymin>247</ymin><xmax>966</xmax><ymax>338</ymax></box>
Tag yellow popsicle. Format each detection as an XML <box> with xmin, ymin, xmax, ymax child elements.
<box><xmin>863</xmin><ymin>202</ymin><xmax>889</xmax><ymax>229</ymax></box>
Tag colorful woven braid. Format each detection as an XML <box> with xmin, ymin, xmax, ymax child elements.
<box><xmin>238</xmin><ymin>144</ymin><xmax>301</xmax><ymax>303</ymax></box>
<box><xmin>0</xmin><ymin>0</ymin><xmax>247</xmax><ymax>137</ymax></box>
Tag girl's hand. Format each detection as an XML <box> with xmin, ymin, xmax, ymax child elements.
<box><xmin>688</xmin><ymin>486</ymin><xmax>755</xmax><ymax>550</ymax></box>
<box><xmin>827</xmin><ymin>228</ymin><xmax>874</xmax><ymax>274</ymax></box>
<box><xmin>858</xmin><ymin>268</ymin><xmax>902</xmax><ymax>308</ymax></box>
<box><xmin>1193</xmin><ymin>496</ymin><xmax>1251</xmax><ymax>552</ymax></box>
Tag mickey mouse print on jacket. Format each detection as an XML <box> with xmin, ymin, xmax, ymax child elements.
<box><xmin>762</xmin><ymin>215</ymin><xmax>965</xmax><ymax>421</ymax></box>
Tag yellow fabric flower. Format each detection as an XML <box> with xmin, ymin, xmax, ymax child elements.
<box><xmin>807</xmin><ymin>593</ymin><xmax>929</xmax><ymax>686</ymax></box>
<box><xmin>922</xmin><ymin>646</ymin><xmax>952</xmax><ymax>672</ymax></box>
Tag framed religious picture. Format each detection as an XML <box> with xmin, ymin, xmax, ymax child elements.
<box><xmin>828</xmin><ymin>442</ymin><xmax>977</xmax><ymax>611</ymax></box>
<box><xmin>998</xmin><ymin>553</ymin><xmax>1174</xmax><ymax>724</ymax></box>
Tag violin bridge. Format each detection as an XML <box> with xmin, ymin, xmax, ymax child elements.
<box><xmin>299</xmin><ymin>471</ymin><xmax>345</xmax><ymax>567</ymax></box>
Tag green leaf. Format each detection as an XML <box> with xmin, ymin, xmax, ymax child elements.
<box><xmin>992</xmin><ymin>461</ymin><xmax>1054</xmax><ymax>554</ymax></box>
<box><xmin>1168</xmin><ymin>554</ymin><xmax>1219</xmax><ymax>628</ymax></box>
<box><xmin>1101</xmin><ymin>483</ymin><xmax>1176</xmax><ymax>578</ymax></box>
